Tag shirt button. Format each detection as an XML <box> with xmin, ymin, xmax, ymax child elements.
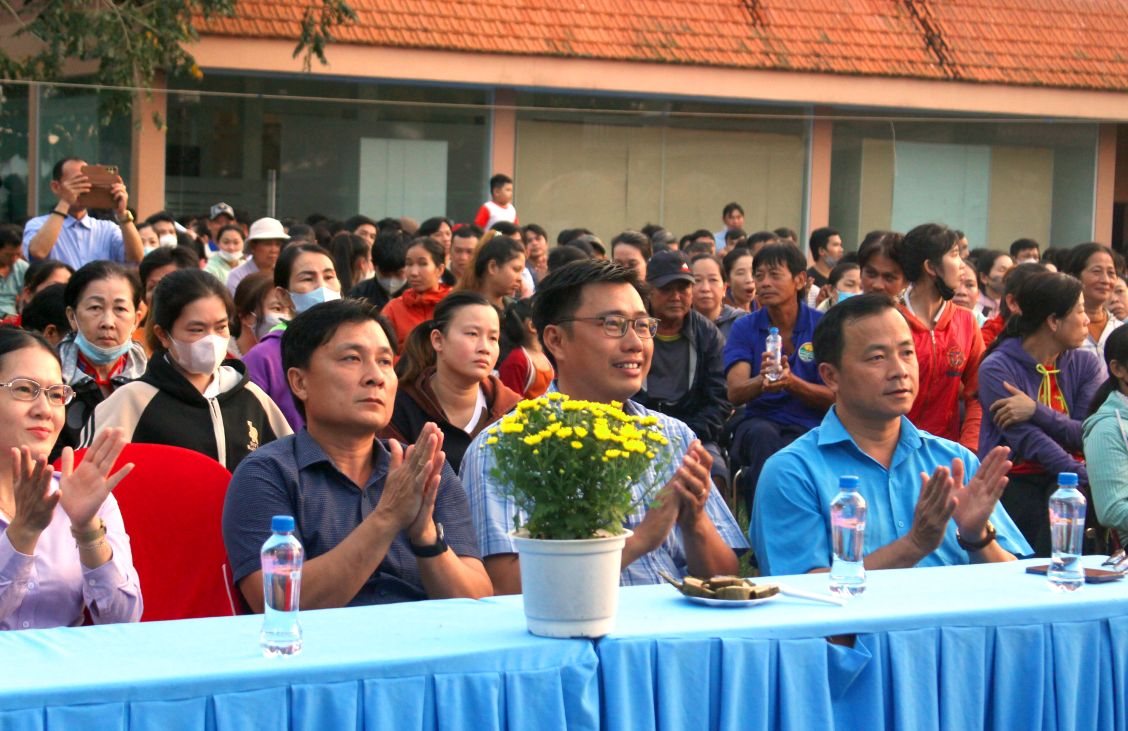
<box><xmin>26</xmin><ymin>582</ymin><xmax>35</xmax><ymax>591</ymax></box>
<box><xmin>21</xmin><ymin>621</ymin><xmax>29</xmax><ymax>628</ymax></box>
<box><xmin>897</xmin><ymin>521</ymin><xmax>905</xmax><ymax>528</ymax></box>
<box><xmin>88</xmin><ymin>579</ymin><xmax>97</xmax><ymax>586</ymax></box>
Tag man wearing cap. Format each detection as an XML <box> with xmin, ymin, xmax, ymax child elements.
<box><xmin>226</xmin><ymin>217</ymin><xmax>289</xmax><ymax>296</ymax></box>
<box><xmin>207</xmin><ymin>202</ymin><xmax>237</xmax><ymax>247</ymax></box>
<box><xmin>634</xmin><ymin>250</ymin><xmax>732</xmax><ymax>487</ymax></box>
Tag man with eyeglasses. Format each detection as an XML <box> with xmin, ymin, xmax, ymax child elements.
<box><xmin>460</xmin><ymin>259</ymin><xmax>747</xmax><ymax>594</ymax></box>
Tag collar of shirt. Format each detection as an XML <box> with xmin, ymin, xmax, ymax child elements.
<box><xmin>293</xmin><ymin>428</ymin><xmax>390</xmax><ymax>490</ymax></box>
<box><xmin>750</xmin><ymin>300</ymin><xmax>816</xmax><ymax>337</ymax></box>
<box><xmin>902</xmin><ymin>283</ymin><xmax>947</xmax><ymax>326</ymax></box>
<box><xmin>64</xmin><ymin>214</ymin><xmax>94</xmax><ymax>231</ymax></box>
<box><xmin>815</xmin><ymin>405</ymin><xmax>924</xmax><ymax>470</ymax></box>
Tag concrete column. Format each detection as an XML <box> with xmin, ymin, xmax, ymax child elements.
<box><xmin>27</xmin><ymin>82</ymin><xmax>40</xmax><ymax>215</ymax></box>
<box><xmin>490</xmin><ymin>88</ymin><xmax>516</xmax><ymax>178</ymax></box>
<box><xmin>1095</xmin><ymin>123</ymin><xmax>1117</xmax><ymax>245</ymax></box>
<box><xmin>804</xmin><ymin>114</ymin><xmax>833</xmax><ymax>255</ymax></box>
<box><xmin>130</xmin><ymin>73</ymin><xmax>167</xmax><ymax>219</ymax></box>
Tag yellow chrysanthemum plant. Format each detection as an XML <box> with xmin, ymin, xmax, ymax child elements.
<box><xmin>485</xmin><ymin>392</ymin><xmax>672</xmax><ymax>540</ymax></box>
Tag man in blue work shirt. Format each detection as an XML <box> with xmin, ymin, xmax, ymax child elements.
<box><xmin>749</xmin><ymin>293</ymin><xmax>1030</xmax><ymax>575</ymax></box>
<box><xmin>724</xmin><ymin>242</ymin><xmax>833</xmax><ymax>512</ymax></box>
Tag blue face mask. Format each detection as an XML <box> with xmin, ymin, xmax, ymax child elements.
<box><xmin>74</xmin><ymin>330</ymin><xmax>133</xmax><ymax>365</ymax></box>
<box><xmin>289</xmin><ymin>286</ymin><xmax>341</xmax><ymax>314</ymax></box>
<box><xmin>837</xmin><ymin>291</ymin><xmax>859</xmax><ymax>304</ymax></box>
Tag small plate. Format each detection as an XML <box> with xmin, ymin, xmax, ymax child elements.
<box><xmin>685</xmin><ymin>593</ymin><xmax>780</xmax><ymax>608</ymax></box>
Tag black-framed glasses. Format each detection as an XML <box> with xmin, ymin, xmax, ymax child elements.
<box><xmin>557</xmin><ymin>315</ymin><xmax>660</xmax><ymax>339</ymax></box>
<box><xmin>0</xmin><ymin>378</ymin><xmax>75</xmax><ymax>406</ymax></box>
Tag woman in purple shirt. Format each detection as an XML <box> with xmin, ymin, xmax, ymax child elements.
<box><xmin>0</xmin><ymin>328</ymin><xmax>141</xmax><ymax>630</ymax></box>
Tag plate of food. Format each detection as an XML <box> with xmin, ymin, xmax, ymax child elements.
<box><xmin>659</xmin><ymin>572</ymin><xmax>781</xmax><ymax>607</ymax></box>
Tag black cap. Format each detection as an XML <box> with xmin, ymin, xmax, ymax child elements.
<box><xmin>646</xmin><ymin>250</ymin><xmax>694</xmax><ymax>288</ymax></box>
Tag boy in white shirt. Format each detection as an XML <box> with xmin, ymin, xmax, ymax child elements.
<box><xmin>474</xmin><ymin>174</ymin><xmax>519</xmax><ymax>230</ymax></box>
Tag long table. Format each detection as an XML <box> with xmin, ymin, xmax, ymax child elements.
<box><xmin>0</xmin><ymin>597</ymin><xmax>599</xmax><ymax>731</ymax></box>
<box><xmin>2</xmin><ymin>559</ymin><xmax>1126</xmax><ymax>730</ymax></box>
<box><xmin>594</xmin><ymin>557</ymin><xmax>1128</xmax><ymax>731</ymax></box>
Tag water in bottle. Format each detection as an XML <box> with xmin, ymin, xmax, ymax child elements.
<box><xmin>261</xmin><ymin>514</ymin><xmax>304</xmax><ymax>657</ymax></box>
<box><xmin>1048</xmin><ymin>472</ymin><xmax>1085</xmax><ymax>592</ymax></box>
<box><xmin>764</xmin><ymin>327</ymin><xmax>783</xmax><ymax>382</ymax></box>
<box><xmin>830</xmin><ymin>475</ymin><xmax>867</xmax><ymax>596</ymax></box>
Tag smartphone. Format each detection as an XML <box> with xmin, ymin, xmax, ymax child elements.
<box><xmin>1025</xmin><ymin>565</ymin><xmax>1125</xmax><ymax>583</ymax></box>
<box><xmin>74</xmin><ymin>164</ymin><xmax>122</xmax><ymax>209</ymax></box>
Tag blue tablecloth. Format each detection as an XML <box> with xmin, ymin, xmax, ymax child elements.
<box><xmin>0</xmin><ymin>598</ymin><xmax>599</xmax><ymax>731</ymax></box>
<box><xmin>594</xmin><ymin>557</ymin><xmax>1128</xmax><ymax>731</ymax></box>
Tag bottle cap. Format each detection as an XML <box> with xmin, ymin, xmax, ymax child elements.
<box><xmin>839</xmin><ymin>475</ymin><xmax>860</xmax><ymax>490</ymax></box>
<box><xmin>1057</xmin><ymin>472</ymin><xmax>1079</xmax><ymax>487</ymax></box>
<box><xmin>271</xmin><ymin>515</ymin><xmax>295</xmax><ymax>532</ymax></box>
<box><xmin>769</xmin><ymin>327</ymin><xmax>779</xmax><ymax>335</ymax></box>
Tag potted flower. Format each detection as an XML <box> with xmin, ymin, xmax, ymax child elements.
<box><xmin>485</xmin><ymin>392</ymin><xmax>670</xmax><ymax>637</ymax></box>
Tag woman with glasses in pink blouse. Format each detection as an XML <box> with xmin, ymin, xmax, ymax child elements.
<box><xmin>0</xmin><ymin>327</ymin><xmax>140</xmax><ymax>630</ymax></box>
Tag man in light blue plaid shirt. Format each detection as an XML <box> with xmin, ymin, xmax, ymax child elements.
<box><xmin>460</xmin><ymin>260</ymin><xmax>748</xmax><ymax>593</ymax></box>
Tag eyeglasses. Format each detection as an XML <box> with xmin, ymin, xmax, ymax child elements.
<box><xmin>0</xmin><ymin>378</ymin><xmax>75</xmax><ymax>406</ymax></box>
<box><xmin>557</xmin><ymin>315</ymin><xmax>660</xmax><ymax>339</ymax></box>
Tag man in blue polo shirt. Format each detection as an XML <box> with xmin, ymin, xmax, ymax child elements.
<box><xmin>750</xmin><ymin>293</ymin><xmax>1030</xmax><ymax>575</ymax></box>
<box><xmin>724</xmin><ymin>242</ymin><xmax>833</xmax><ymax>512</ymax></box>
<box><xmin>222</xmin><ymin>298</ymin><xmax>492</xmax><ymax>608</ymax></box>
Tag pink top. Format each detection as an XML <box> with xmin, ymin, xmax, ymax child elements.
<box><xmin>0</xmin><ymin>479</ymin><xmax>142</xmax><ymax>630</ymax></box>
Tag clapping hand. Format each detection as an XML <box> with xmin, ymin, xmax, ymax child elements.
<box><xmin>951</xmin><ymin>446</ymin><xmax>1011</xmax><ymax>541</ymax></box>
<box><xmin>674</xmin><ymin>441</ymin><xmax>713</xmax><ymax>524</ymax></box>
<box><xmin>907</xmin><ymin>466</ymin><xmax>958</xmax><ymax>556</ymax></box>
<box><xmin>57</xmin><ymin>427</ymin><xmax>134</xmax><ymax>531</ymax></box>
<box><xmin>9</xmin><ymin>447</ymin><xmax>59</xmax><ymax>536</ymax></box>
<box><xmin>380</xmin><ymin>423</ymin><xmax>446</xmax><ymax>540</ymax></box>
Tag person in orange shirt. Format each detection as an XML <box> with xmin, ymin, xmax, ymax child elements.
<box><xmin>382</xmin><ymin>237</ymin><xmax>452</xmax><ymax>351</ymax></box>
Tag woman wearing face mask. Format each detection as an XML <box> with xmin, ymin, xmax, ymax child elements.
<box><xmin>87</xmin><ymin>269</ymin><xmax>292</xmax><ymax>472</ymax></box>
<box><xmin>56</xmin><ymin>262</ymin><xmax>148</xmax><ymax>459</ymax></box>
<box><xmin>243</xmin><ymin>243</ymin><xmax>341</xmax><ymax>430</ymax></box>
<box><xmin>229</xmin><ymin>271</ymin><xmax>292</xmax><ymax>359</ymax></box>
<box><xmin>204</xmin><ymin>225</ymin><xmax>247</xmax><ymax>284</ymax></box>
<box><xmin>383</xmin><ymin>292</ymin><xmax>521</xmax><ymax>473</ymax></box>
<box><xmin>690</xmin><ymin>253</ymin><xmax>743</xmax><ymax>340</ymax></box>
<box><xmin>382</xmin><ymin>237</ymin><xmax>452</xmax><ymax>350</ymax></box>
<box><xmin>0</xmin><ymin>328</ymin><xmax>141</xmax><ymax>630</ymax></box>
<box><xmin>137</xmin><ymin>222</ymin><xmax>161</xmax><ymax>257</ymax></box>
<box><xmin>815</xmin><ymin>261</ymin><xmax>862</xmax><ymax>312</ymax></box>
<box><xmin>897</xmin><ymin>223</ymin><xmax>985</xmax><ymax>452</ymax></box>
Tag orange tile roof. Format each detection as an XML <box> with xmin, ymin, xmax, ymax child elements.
<box><xmin>198</xmin><ymin>0</ymin><xmax>1128</xmax><ymax>92</ymax></box>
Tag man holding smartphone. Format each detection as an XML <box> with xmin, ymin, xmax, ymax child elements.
<box><xmin>22</xmin><ymin>157</ymin><xmax>144</xmax><ymax>268</ymax></box>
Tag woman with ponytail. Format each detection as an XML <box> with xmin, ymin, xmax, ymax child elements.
<box><xmin>1081</xmin><ymin>324</ymin><xmax>1128</xmax><ymax>549</ymax></box>
<box><xmin>896</xmin><ymin>223</ymin><xmax>984</xmax><ymax>451</ymax></box>
<box><xmin>382</xmin><ymin>292</ymin><xmax>521</xmax><ymax>473</ymax></box>
<box><xmin>977</xmin><ymin>271</ymin><xmax>1102</xmax><ymax>555</ymax></box>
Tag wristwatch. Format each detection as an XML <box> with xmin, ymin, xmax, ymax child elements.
<box><xmin>409</xmin><ymin>522</ymin><xmax>448</xmax><ymax>558</ymax></box>
<box><xmin>956</xmin><ymin>520</ymin><xmax>996</xmax><ymax>552</ymax></box>
<box><xmin>116</xmin><ymin>209</ymin><xmax>135</xmax><ymax>224</ymax></box>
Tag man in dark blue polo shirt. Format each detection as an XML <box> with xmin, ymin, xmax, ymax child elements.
<box><xmin>222</xmin><ymin>299</ymin><xmax>492</xmax><ymax>609</ymax></box>
<box><xmin>724</xmin><ymin>243</ymin><xmax>834</xmax><ymax>513</ymax></box>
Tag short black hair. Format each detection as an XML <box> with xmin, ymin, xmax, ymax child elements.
<box><xmin>281</xmin><ymin>298</ymin><xmax>397</xmax><ymax>418</ymax></box>
<box><xmin>149</xmin><ymin>268</ymin><xmax>234</xmax><ymax>354</ymax></box>
<box><xmin>722</xmin><ymin>202</ymin><xmax>744</xmax><ymax>218</ymax></box>
<box><xmin>773</xmin><ymin>227</ymin><xmax>798</xmax><ymax>243</ymax></box>
<box><xmin>532</xmin><ymin>259</ymin><xmax>646</xmax><ymax>367</ymax></box>
<box><xmin>753</xmin><ymin>242</ymin><xmax>807</xmax><ymax>278</ymax></box>
<box><xmin>521</xmin><ymin>223</ymin><xmax>547</xmax><ymax>240</ymax></box>
<box><xmin>489</xmin><ymin>173</ymin><xmax>513</xmax><ymax>192</ymax></box>
<box><xmin>1066</xmin><ymin>242</ymin><xmax>1116</xmax><ymax>279</ymax></box>
<box><xmin>0</xmin><ymin>223</ymin><xmax>21</xmax><ymax>249</ymax></box>
<box><xmin>417</xmin><ymin>217</ymin><xmax>452</xmax><ymax>238</ymax></box>
<box><xmin>344</xmin><ymin>214</ymin><xmax>377</xmax><ymax>233</ymax></box>
<box><xmin>828</xmin><ymin>261</ymin><xmax>860</xmax><ymax>288</ymax></box>
<box><xmin>0</xmin><ymin>325</ymin><xmax>61</xmax><ymax>369</ymax></box>
<box><xmin>274</xmin><ymin>242</ymin><xmax>335</xmax><ymax>289</ymax></box>
<box><xmin>144</xmin><ymin>210</ymin><xmax>177</xmax><ymax>227</ymax></box>
<box><xmin>858</xmin><ymin>231</ymin><xmax>904</xmax><ymax>270</ymax></box>
<box><xmin>746</xmin><ymin>230</ymin><xmax>779</xmax><ymax>249</ymax></box>
<box><xmin>490</xmin><ymin>221</ymin><xmax>520</xmax><ymax>236</ymax></box>
<box><xmin>407</xmin><ymin>237</ymin><xmax>446</xmax><ymax>269</ymax></box>
<box><xmin>611</xmin><ymin>230</ymin><xmax>652</xmax><ymax>260</ymax></box>
<box><xmin>51</xmin><ymin>157</ymin><xmax>83</xmax><ymax>182</ymax></box>
<box><xmin>371</xmin><ymin>229</ymin><xmax>412</xmax><ymax>273</ymax></box>
<box><xmin>65</xmin><ymin>260</ymin><xmax>142</xmax><ymax>310</ymax></box>
<box><xmin>453</xmin><ymin>224</ymin><xmax>484</xmax><ymax>241</ymax></box>
<box><xmin>975</xmin><ymin>249</ymin><xmax>1012</xmax><ymax>284</ymax></box>
<box><xmin>24</xmin><ymin>260</ymin><xmax>74</xmax><ymax>295</ymax></box>
<box><xmin>809</xmin><ymin>227</ymin><xmax>841</xmax><ymax>257</ymax></box>
<box><xmin>547</xmin><ymin>245</ymin><xmax>588</xmax><ymax>272</ymax></box>
<box><xmin>21</xmin><ymin>284</ymin><xmax>71</xmax><ymax>339</ymax></box>
<box><xmin>139</xmin><ymin>245</ymin><xmax>198</xmax><ymax>293</ymax></box>
<box><xmin>287</xmin><ymin>223</ymin><xmax>315</xmax><ymax>244</ymax></box>
<box><xmin>899</xmin><ymin>223</ymin><xmax>959</xmax><ymax>282</ymax></box>
<box><xmin>812</xmin><ymin>292</ymin><xmax>898</xmax><ymax>368</ymax></box>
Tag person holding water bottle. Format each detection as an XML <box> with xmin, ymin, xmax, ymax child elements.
<box><xmin>749</xmin><ymin>293</ymin><xmax>1029</xmax><ymax>576</ymax></box>
<box><xmin>724</xmin><ymin>243</ymin><xmax>833</xmax><ymax>513</ymax></box>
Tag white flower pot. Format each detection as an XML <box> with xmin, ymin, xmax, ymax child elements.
<box><xmin>510</xmin><ymin>529</ymin><xmax>632</xmax><ymax>639</ymax></box>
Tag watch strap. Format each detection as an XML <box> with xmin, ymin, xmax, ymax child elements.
<box><xmin>409</xmin><ymin>522</ymin><xmax>447</xmax><ymax>558</ymax></box>
<box><xmin>957</xmin><ymin>520</ymin><xmax>996</xmax><ymax>551</ymax></box>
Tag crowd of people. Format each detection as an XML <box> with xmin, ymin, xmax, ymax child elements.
<box><xmin>1</xmin><ymin>156</ymin><xmax>1127</xmax><ymax>630</ymax></box>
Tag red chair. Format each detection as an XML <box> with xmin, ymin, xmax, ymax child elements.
<box><xmin>62</xmin><ymin>443</ymin><xmax>240</xmax><ymax>621</ymax></box>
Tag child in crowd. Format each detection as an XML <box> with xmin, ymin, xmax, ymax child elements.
<box><xmin>474</xmin><ymin>174</ymin><xmax>519</xmax><ymax>231</ymax></box>
<box><xmin>498</xmin><ymin>298</ymin><xmax>554</xmax><ymax>399</ymax></box>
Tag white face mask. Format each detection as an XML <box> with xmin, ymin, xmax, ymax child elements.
<box><xmin>169</xmin><ymin>334</ymin><xmax>229</xmax><ymax>375</ymax></box>
<box><xmin>289</xmin><ymin>286</ymin><xmax>341</xmax><ymax>314</ymax></box>
<box><xmin>378</xmin><ymin>276</ymin><xmax>406</xmax><ymax>293</ymax></box>
<box><xmin>158</xmin><ymin>233</ymin><xmax>178</xmax><ymax>248</ymax></box>
<box><xmin>255</xmin><ymin>312</ymin><xmax>286</xmax><ymax>340</ymax></box>
<box><xmin>217</xmin><ymin>249</ymin><xmax>243</xmax><ymax>263</ymax></box>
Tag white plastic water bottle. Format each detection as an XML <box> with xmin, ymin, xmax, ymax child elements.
<box><xmin>830</xmin><ymin>475</ymin><xmax>867</xmax><ymax>596</ymax></box>
<box><xmin>260</xmin><ymin>515</ymin><xmax>304</xmax><ymax>657</ymax></box>
<box><xmin>1048</xmin><ymin>472</ymin><xmax>1085</xmax><ymax>592</ymax></box>
<box><xmin>764</xmin><ymin>327</ymin><xmax>783</xmax><ymax>382</ymax></box>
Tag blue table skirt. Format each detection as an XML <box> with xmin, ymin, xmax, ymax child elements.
<box><xmin>0</xmin><ymin>598</ymin><xmax>599</xmax><ymax>731</ymax></box>
<box><xmin>595</xmin><ymin>558</ymin><xmax>1128</xmax><ymax>731</ymax></box>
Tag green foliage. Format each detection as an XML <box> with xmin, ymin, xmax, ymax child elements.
<box><xmin>0</xmin><ymin>0</ymin><xmax>355</xmax><ymax>121</ymax></box>
<box><xmin>486</xmin><ymin>393</ymin><xmax>673</xmax><ymax>541</ymax></box>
